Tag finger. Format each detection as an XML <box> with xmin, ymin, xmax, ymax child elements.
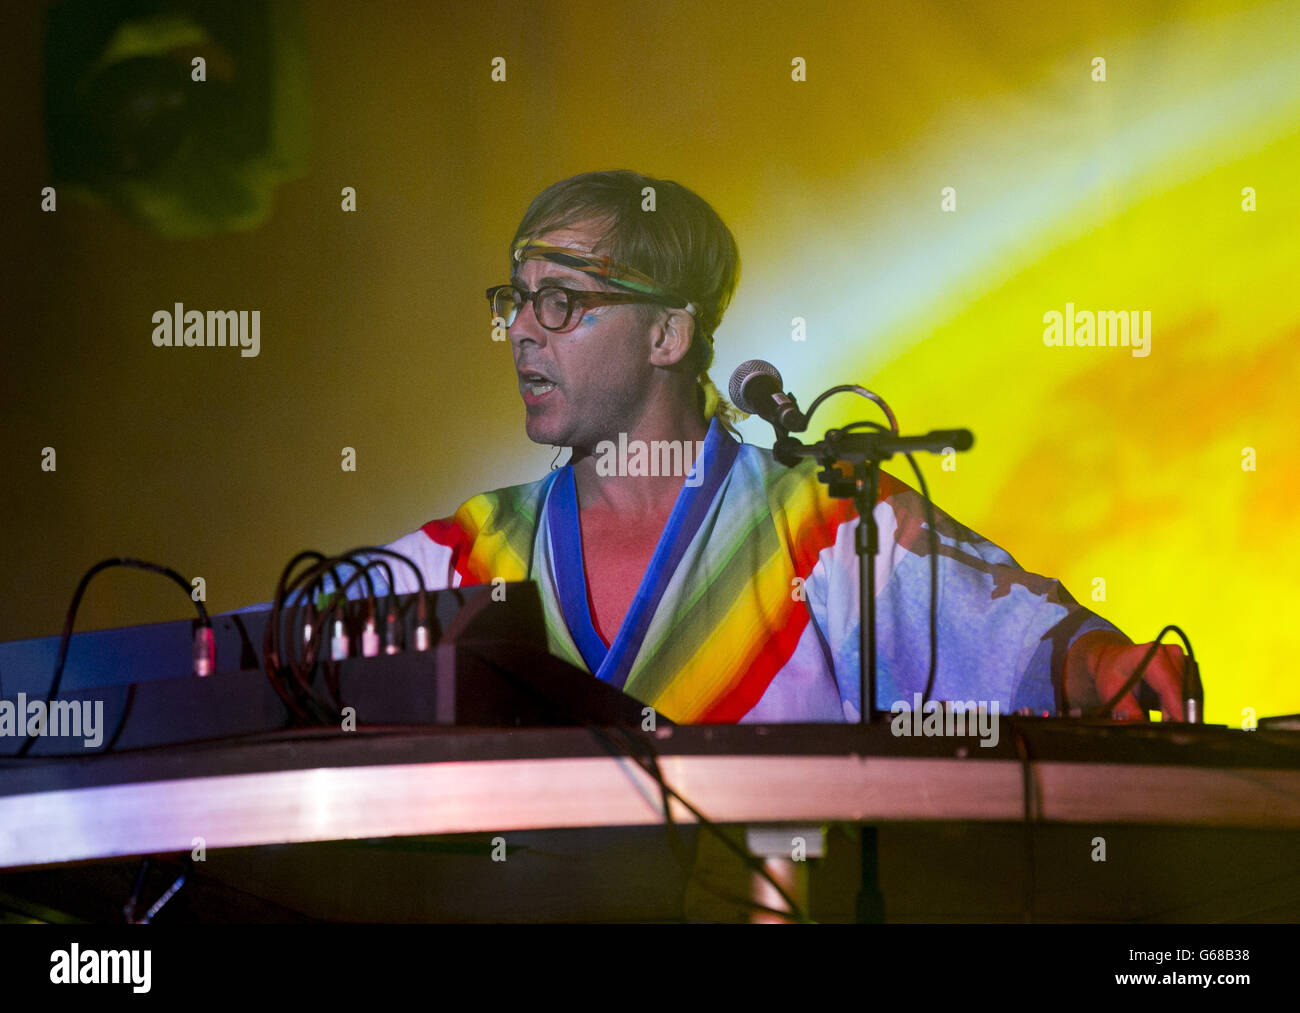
<box><xmin>1094</xmin><ymin>651</ymin><xmax>1147</xmax><ymax>720</ymax></box>
<box><xmin>1143</xmin><ymin>645</ymin><xmax>1186</xmax><ymax>722</ymax></box>
<box><xmin>1110</xmin><ymin>691</ymin><xmax>1149</xmax><ymax>723</ymax></box>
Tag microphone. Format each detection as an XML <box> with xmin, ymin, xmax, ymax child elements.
<box><xmin>728</xmin><ymin>360</ymin><xmax>807</xmax><ymax>432</ymax></box>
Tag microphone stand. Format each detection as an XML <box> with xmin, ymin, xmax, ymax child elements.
<box><xmin>769</xmin><ymin>409</ymin><xmax>974</xmax><ymax>928</ymax></box>
<box><xmin>773</xmin><ymin>425</ymin><xmax>973</xmax><ymax>725</ymax></box>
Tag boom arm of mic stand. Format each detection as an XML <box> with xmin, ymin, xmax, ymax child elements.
<box><xmin>775</xmin><ymin>428</ymin><xmax>974</xmax><ymax>465</ymax></box>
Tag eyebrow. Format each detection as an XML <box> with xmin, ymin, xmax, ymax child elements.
<box><xmin>512</xmin><ymin>272</ymin><xmax>613</xmax><ymax>291</ymax></box>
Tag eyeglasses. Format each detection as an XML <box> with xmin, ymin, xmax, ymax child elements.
<box><xmin>485</xmin><ymin>283</ymin><xmax>691</xmax><ymax>333</ymax></box>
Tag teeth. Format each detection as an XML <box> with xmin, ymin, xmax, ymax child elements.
<box><xmin>527</xmin><ymin>381</ymin><xmax>555</xmax><ymax>395</ymax></box>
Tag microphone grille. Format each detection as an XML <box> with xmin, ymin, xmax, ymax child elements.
<box><xmin>728</xmin><ymin>359</ymin><xmax>782</xmax><ymax>414</ymax></box>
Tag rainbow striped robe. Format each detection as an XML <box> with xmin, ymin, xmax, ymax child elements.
<box><xmin>384</xmin><ymin>419</ymin><xmax>1120</xmax><ymax>723</ymax></box>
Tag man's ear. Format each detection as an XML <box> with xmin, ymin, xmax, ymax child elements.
<box><xmin>647</xmin><ymin>307</ymin><xmax>696</xmax><ymax>368</ymax></box>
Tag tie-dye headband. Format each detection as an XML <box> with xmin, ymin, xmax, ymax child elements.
<box><xmin>512</xmin><ymin>238</ymin><xmax>746</xmax><ymax>431</ymax></box>
<box><xmin>512</xmin><ymin>240</ymin><xmax>697</xmax><ymax>312</ymax></box>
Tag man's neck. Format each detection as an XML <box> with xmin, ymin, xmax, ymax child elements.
<box><xmin>571</xmin><ymin>411</ymin><xmax>710</xmax><ymax>516</ymax></box>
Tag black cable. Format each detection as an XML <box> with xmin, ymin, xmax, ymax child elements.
<box><xmin>267</xmin><ymin>555</ymin><xmax>347</xmax><ymax>721</ymax></box>
<box><xmin>123</xmin><ymin>858</ymin><xmax>152</xmax><ymax>923</ymax></box>
<box><xmin>362</xmin><ymin>559</ymin><xmax>398</xmax><ymax>612</ymax></box>
<box><xmin>264</xmin><ymin>551</ymin><xmax>328</xmax><ymax>719</ymax></box>
<box><xmin>592</xmin><ymin>722</ymin><xmax>814</xmax><ymax>923</ymax></box>
<box><xmin>298</xmin><ymin>552</ymin><xmax>382</xmax><ymax>665</ymax></box>
<box><xmin>293</xmin><ymin>547</ymin><xmax>428</xmax><ymax>653</ymax></box>
<box><xmin>293</xmin><ymin>553</ymin><xmax>379</xmax><ymax>715</ymax></box>
<box><xmin>838</xmin><ymin>419</ymin><xmax>942</xmax><ymax>709</ymax></box>
<box><xmin>344</xmin><ymin>546</ymin><xmax>432</xmax><ymax>655</ymax></box>
<box><xmin>1005</xmin><ymin>715</ymin><xmax>1038</xmax><ymax>923</ymax></box>
<box><xmin>319</xmin><ymin>556</ymin><xmax>397</xmax><ymax>705</ymax></box>
<box><xmin>802</xmin><ymin>383</ymin><xmax>898</xmax><ymax>434</ymax></box>
<box><xmin>903</xmin><ymin>451</ymin><xmax>941</xmax><ymax>706</ymax></box>
<box><xmin>102</xmin><ymin>683</ymin><xmax>136</xmax><ymax>753</ymax></box>
<box><xmin>16</xmin><ymin>558</ymin><xmax>211</xmax><ymax>758</ymax></box>
<box><xmin>270</xmin><ymin>551</ymin><xmax>386</xmax><ymax>720</ymax></box>
<box><xmin>297</xmin><ymin>552</ymin><xmax>409</xmax><ymax>705</ymax></box>
<box><xmin>264</xmin><ymin>547</ymin><xmax>427</xmax><ymax>726</ymax></box>
<box><xmin>803</xmin><ymin>387</ymin><xmax>942</xmax><ymax>709</ymax></box>
<box><xmin>468</xmin><ymin>652</ymin><xmax>813</xmax><ymax>922</ymax></box>
<box><xmin>1087</xmin><ymin>624</ymin><xmax>1197</xmax><ymax>718</ymax></box>
<box><xmin>341</xmin><ymin>546</ymin><xmax>429</xmax><ymax>600</ymax></box>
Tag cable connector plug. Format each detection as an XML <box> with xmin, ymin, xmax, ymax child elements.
<box><xmin>1183</xmin><ymin>657</ymin><xmax>1203</xmax><ymax>724</ymax></box>
<box><xmin>330</xmin><ymin>618</ymin><xmax>350</xmax><ymax>661</ymax></box>
<box><xmin>384</xmin><ymin>606</ymin><xmax>402</xmax><ymax>655</ymax></box>
<box><xmin>415</xmin><ymin>592</ymin><xmax>430</xmax><ymax>651</ymax></box>
<box><xmin>302</xmin><ymin>600</ymin><xmax>317</xmax><ymax>649</ymax></box>
<box><xmin>361</xmin><ymin>616</ymin><xmax>380</xmax><ymax>658</ymax></box>
<box><xmin>193</xmin><ymin>624</ymin><xmax>216</xmax><ymax>677</ymax></box>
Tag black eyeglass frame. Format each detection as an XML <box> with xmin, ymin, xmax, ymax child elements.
<box><xmin>485</xmin><ymin>283</ymin><xmax>690</xmax><ymax>332</ymax></box>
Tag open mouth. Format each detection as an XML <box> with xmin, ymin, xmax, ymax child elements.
<box><xmin>520</xmin><ymin>371</ymin><xmax>557</xmax><ymax>397</ymax></box>
<box><xmin>524</xmin><ymin>375</ymin><xmax>556</xmax><ymax>395</ymax></box>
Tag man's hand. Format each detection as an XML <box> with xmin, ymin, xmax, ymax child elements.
<box><xmin>1063</xmin><ymin>630</ymin><xmax>1188</xmax><ymax>721</ymax></box>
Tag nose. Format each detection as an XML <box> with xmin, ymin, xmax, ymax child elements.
<box><xmin>506</xmin><ymin>293</ymin><xmax>547</xmax><ymax>352</ymax></box>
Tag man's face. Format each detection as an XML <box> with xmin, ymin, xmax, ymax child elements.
<box><xmin>507</xmin><ymin>223</ymin><xmax>659</xmax><ymax>451</ymax></box>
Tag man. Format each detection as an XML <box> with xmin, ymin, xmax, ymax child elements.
<box><xmin>383</xmin><ymin>169</ymin><xmax>1187</xmax><ymax>724</ymax></box>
